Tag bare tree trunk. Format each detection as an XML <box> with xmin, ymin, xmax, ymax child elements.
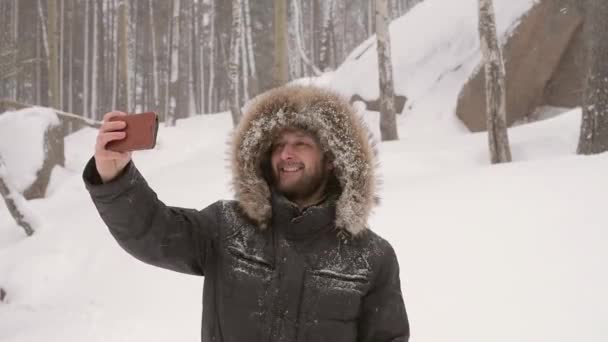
<box><xmin>68</xmin><ymin>0</ymin><xmax>73</xmax><ymax>113</ymax></box>
<box><xmin>288</xmin><ymin>1</ymin><xmax>302</xmax><ymax>80</ymax></box>
<box><xmin>192</xmin><ymin>0</ymin><xmax>201</xmax><ymax>114</ymax></box>
<box><xmin>37</xmin><ymin>0</ymin><xmax>49</xmax><ymax>59</ymax></box>
<box><xmin>45</xmin><ymin>0</ymin><xmax>65</xmax><ymax>170</ymax></box>
<box><xmin>273</xmin><ymin>0</ymin><xmax>288</xmax><ymax>86</ymax></box>
<box><xmin>36</xmin><ymin>21</ymin><xmax>42</xmax><ymax>105</ymax></box>
<box><xmin>91</xmin><ymin>0</ymin><xmax>98</xmax><ymax>117</ymax></box>
<box><xmin>117</xmin><ymin>0</ymin><xmax>129</xmax><ymax>111</ymax></box>
<box><xmin>577</xmin><ymin>0</ymin><xmax>608</xmax><ymax>154</ymax></box>
<box><xmin>207</xmin><ymin>0</ymin><xmax>215</xmax><ymax>113</ymax></box>
<box><xmin>12</xmin><ymin>0</ymin><xmax>18</xmax><ymax>100</ymax></box>
<box><xmin>240</xmin><ymin>2</ymin><xmax>250</xmax><ymax>102</ymax></box>
<box><xmin>197</xmin><ymin>0</ymin><xmax>205</xmax><ymax>113</ymax></box>
<box><xmin>319</xmin><ymin>0</ymin><xmax>334</xmax><ymax>71</ymax></box>
<box><xmin>312</xmin><ymin>0</ymin><xmax>321</xmax><ymax>66</ymax></box>
<box><xmin>242</xmin><ymin>0</ymin><xmax>258</xmax><ymax>95</ymax></box>
<box><xmin>59</xmin><ymin>0</ymin><xmax>64</xmax><ymax>109</ymax></box>
<box><xmin>376</xmin><ymin>0</ymin><xmax>398</xmax><ymax>141</ymax></box>
<box><xmin>0</xmin><ymin>155</ymin><xmax>35</xmax><ymax>236</ymax></box>
<box><xmin>112</xmin><ymin>0</ymin><xmax>118</xmax><ymax>109</ymax></box>
<box><xmin>390</xmin><ymin>0</ymin><xmax>399</xmax><ymax>19</ymax></box>
<box><xmin>129</xmin><ymin>0</ymin><xmax>137</xmax><ymax>113</ymax></box>
<box><xmin>188</xmin><ymin>0</ymin><xmax>196</xmax><ymax>115</ymax></box>
<box><xmin>83</xmin><ymin>0</ymin><xmax>89</xmax><ymax>117</ymax></box>
<box><xmin>97</xmin><ymin>0</ymin><xmax>106</xmax><ymax>116</ymax></box>
<box><xmin>167</xmin><ymin>0</ymin><xmax>180</xmax><ymax>126</ymax></box>
<box><xmin>163</xmin><ymin>8</ymin><xmax>172</xmax><ymax>123</ymax></box>
<box><xmin>148</xmin><ymin>0</ymin><xmax>159</xmax><ymax>111</ymax></box>
<box><xmin>48</xmin><ymin>0</ymin><xmax>60</xmax><ymax>110</ymax></box>
<box><xmin>292</xmin><ymin>0</ymin><xmax>321</xmax><ymax>76</ymax></box>
<box><xmin>368</xmin><ymin>0</ymin><xmax>375</xmax><ymax>36</ymax></box>
<box><xmin>478</xmin><ymin>0</ymin><xmax>512</xmax><ymax>163</ymax></box>
<box><xmin>229</xmin><ymin>0</ymin><xmax>243</xmax><ymax>126</ymax></box>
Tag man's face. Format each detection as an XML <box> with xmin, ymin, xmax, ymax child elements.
<box><xmin>270</xmin><ymin>129</ymin><xmax>332</xmax><ymax>202</ymax></box>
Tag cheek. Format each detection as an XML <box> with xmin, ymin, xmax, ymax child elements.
<box><xmin>270</xmin><ymin>152</ymin><xmax>280</xmax><ymax>169</ymax></box>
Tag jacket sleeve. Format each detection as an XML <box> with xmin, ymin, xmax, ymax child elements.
<box><xmin>358</xmin><ymin>241</ymin><xmax>410</xmax><ymax>342</ymax></box>
<box><xmin>82</xmin><ymin>157</ymin><xmax>221</xmax><ymax>276</ymax></box>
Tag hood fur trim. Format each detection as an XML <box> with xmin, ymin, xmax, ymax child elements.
<box><xmin>230</xmin><ymin>85</ymin><xmax>379</xmax><ymax>236</ymax></box>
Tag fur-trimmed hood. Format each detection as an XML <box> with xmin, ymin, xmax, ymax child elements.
<box><xmin>230</xmin><ymin>85</ymin><xmax>379</xmax><ymax>236</ymax></box>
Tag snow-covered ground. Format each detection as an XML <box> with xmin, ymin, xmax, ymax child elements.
<box><xmin>2</xmin><ymin>0</ymin><xmax>607</xmax><ymax>340</ymax></box>
<box><xmin>1</xmin><ymin>106</ymin><xmax>607</xmax><ymax>342</ymax></box>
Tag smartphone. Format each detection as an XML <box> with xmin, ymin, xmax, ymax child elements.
<box><xmin>106</xmin><ymin>112</ymin><xmax>159</xmax><ymax>152</ymax></box>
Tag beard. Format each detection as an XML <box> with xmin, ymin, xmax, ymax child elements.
<box><xmin>272</xmin><ymin>161</ymin><xmax>330</xmax><ymax>203</ymax></box>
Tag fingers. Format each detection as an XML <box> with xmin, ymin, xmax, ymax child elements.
<box><xmin>102</xmin><ymin>111</ymin><xmax>127</xmax><ymax>122</ymax></box>
<box><xmin>100</xmin><ymin>111</ymin><xmax>128</xmax><ymax>133</ymax></box>
<box><xmin>95</xmin><ymin>130</ymin><xmax>127</xmax><ymax>158</ymax></box>
<box><xmin>95</xmin><ymin>111</ymin><xmax>132</xmax><ymax>162</ymax></box>
<box><xmin>97</xmin><ymin>131</ymin><xmax>126</xmax><ymax>147</ymax></box>
<box><xmin>100</xmin><ymin>120</ymin><xmax>127</xmax><ymax>133</ymax></box>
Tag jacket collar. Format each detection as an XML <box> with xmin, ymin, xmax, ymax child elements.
<box><xmin>270</xmin><ymin>191</ymin><xmax>336</xmax><ymax>241</ymax></box>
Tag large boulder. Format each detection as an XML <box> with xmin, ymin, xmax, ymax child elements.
<box><xmin>456</xmin><ymin>0</ymin><xmax>584</xmax><ymax>132</ymax></box>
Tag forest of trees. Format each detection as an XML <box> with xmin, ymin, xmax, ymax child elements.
<box><xmin>2</xmin><ymin>0</ymin><xmax>608</xmax><ymax>236</ymax></box>
<box><xmin>0</xmin><ymin>0</ymin><xmax>419</xmax><ymax>127</ymax></box>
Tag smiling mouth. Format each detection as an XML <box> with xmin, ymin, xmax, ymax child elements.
<box><xmin>281</xmin><ymin>166</ymin><xmax>303</xmax><ymax>173</ymax></box>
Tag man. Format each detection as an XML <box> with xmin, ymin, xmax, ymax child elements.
<box><xmin>83</xmin><ymin>85</ymin><xmax>410</xmax><ymax>341</ymax></box>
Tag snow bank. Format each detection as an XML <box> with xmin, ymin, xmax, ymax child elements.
<box><xmin>303</xmin><ymin>0</ymin><xmax>537</xmax><ymax>138</ymax></box>
<box><xmin>0</xmin><ymin>107</ymin><xmax>60</xmax><ymax>193</ymax></box>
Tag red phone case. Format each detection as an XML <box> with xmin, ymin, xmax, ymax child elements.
<box><xmin>106</xmin><ymin>112</ymin><xmax>159</xmax><ymax>152</ymax></box>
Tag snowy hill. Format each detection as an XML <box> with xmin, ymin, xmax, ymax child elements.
<box><xmin>298</xmin><ymin>0</ymin><xmax>537</xmax><ymax>139</ymax></box>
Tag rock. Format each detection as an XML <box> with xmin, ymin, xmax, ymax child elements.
<box><xmin>456</xmin><ymin>0</ymin><xmax>584</xmax><ymax>132</ymax></box>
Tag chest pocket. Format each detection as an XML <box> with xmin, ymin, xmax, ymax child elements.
<box><xmin>305</xmin><ymin>269</ymin><xmax>370</xmax><ymax>322</ymax></box>
<box><xmin>223</xmin><ymin>244</ymin><xmax>274</xmax><ymax>309</ymax></box>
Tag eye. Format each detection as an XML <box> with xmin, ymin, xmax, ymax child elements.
<box><xmin>271</xmin><ymin>143</ymin><xmax>284</xmax><ymax>152</ymax></box>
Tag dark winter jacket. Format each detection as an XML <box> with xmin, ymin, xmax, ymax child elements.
<box><xmin>83</xmin><ymin>85</ymin><xmax>409</xmax><ymax>342</ymax></box>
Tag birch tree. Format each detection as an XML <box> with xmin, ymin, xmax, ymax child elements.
<box><xmin>293</xmin><ymin>0</ymin><xmax>322</xmax><ymax>76</ymax></box>
<box><xmin>243</xmin><ymin>0</ymin><xmax>258</xmax><ymax>96</ymax></box>
<box><xmin>288</xmin><ymin>3</ymin><xmax>303</xmax><ymax>80</ymax></box>
<box><xmin>116</xmin><ymin>0</ymin><xmax>129</xmax><ymax>111</ymax></box>
<box><xmin>197</xmin><ymin>0</ymin><xmax>206</xmax><ymax>113</ymax></box>
<box><xmin>207</xmin><ymin>0</ymin><xmax>215</xmax><ymax>113</ymax></box>
<box><xmin>41</xmin><ymin>0</ymin><xmax>60</xmax><ymax>109</ymax></box>
<box><xmin>128</xmin><ymin>0</ymin><xmax>137</xmax><ymax>113</ymax></box>
<box><xmin>59</xmin><ymin>0</ymin><xmax>64</xmax><ymax>109</ymax></box>
<box><xmin>478</xmin><ymin>0</ymin><xmax>512</xmax><ymax>163</ymax></box>
<box><xmin>83</xmin><ymin>0</ymin><xmax>89</xmax><ymax>117</ymax></box>
<box><xmin>148</xmin><ymin>0</ymin><xmax>159</xmax><ymax>111</ymax></box>
<box><xmin>0</xmin><ymin>155</ymin><xmax>35</xmax><ymax>237</ymax></box>
<box><xmin>318</xmin><ymin>0</ymin><xmax>335</xmax><ymax>71</ymax></box>
<box><xmin>375</xmin><ymin>0</ymin><xmax>398</xmax><ymax>141</ymax></box>
<box><xmin>68</xmin><ymin>0</ymin><xmax>74</xmax><ymax>112</ymax></box>
<box><xmin>273</xmin><ymin>0</ymin><xmax>288</xmax><ymax>86</ymax></box>
<box><xmin>167</xmin><ymin>0</ymin><xmax>180</xmax><ymax>126</ymax></box>
<box><xmin>11</xmin><ymin>0</ymin><xmax>18</xmax><ymax>100</ymax></box>
<box><xmin>91</xmin><ymin>0</ymin><xmax>99</xmax><ymax>116</ymax></box>
<box><xmin>178</xmin><ymin>0</ymin><xmax>192</xmax><ymax>116</ymax></box>
<box><xmin>577</xmin><ymin>0</ymin><xmax>608</xmax><ymax>154</ymax></box>
<box><xmin>0</xmin><ymin>1</ymin><xmax>18</xmax><ymax>95</ymax></box>
<box><xmin>229</xmin><ymin>0</ymin><xmax>243</xmax><ymax>126</ymax></box>
<box><xmin>240</xmin><ymin>5</ymin><xmax>250</xmax><ymax>102</ymax></box>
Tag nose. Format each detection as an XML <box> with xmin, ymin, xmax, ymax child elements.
<box><xmin>279</xmin><ymin>143</ymin><xmax>295</xmax><ymax>160</ymax></box>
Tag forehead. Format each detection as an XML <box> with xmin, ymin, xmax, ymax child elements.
<box><xmin>273</xmin><ymin>128</ymin><xmax>317</xmax><ymax>141</ymax></box>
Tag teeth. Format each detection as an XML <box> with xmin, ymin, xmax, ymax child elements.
<box><xmin>282</xmin><ymin>167</ymin><xmax>301</xmax><ymax>172</ymax></box>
